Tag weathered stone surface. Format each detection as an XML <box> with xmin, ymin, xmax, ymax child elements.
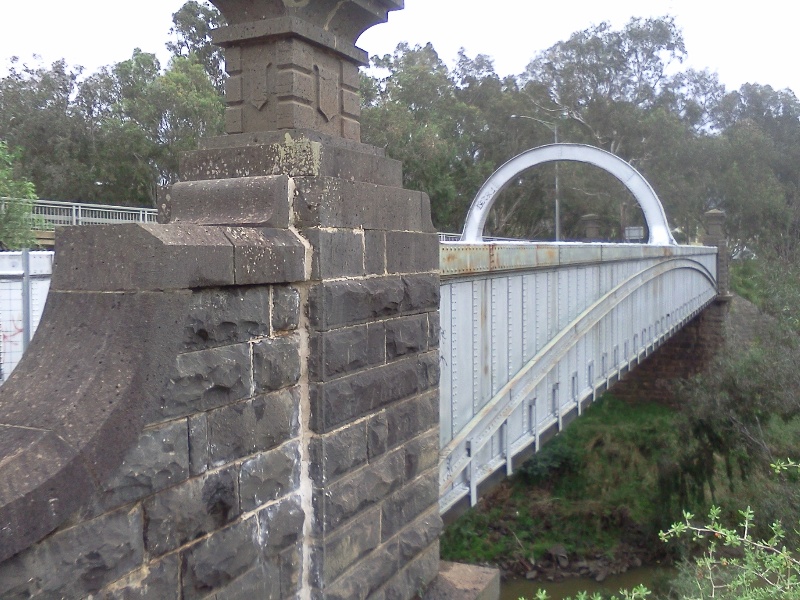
<box><xmin>401</xmin><ymin>274</ymin><xmax>440</xmax><ymax>313</ymax></box>
<box><xmin>320</xmin><ymin>540</ymin><xmax>398</xmax><ymax>600</ymax></box>
<box><xmin>0</xmin><ymin>290</ymin><xmax>190</xmax><ymax>562</ymax></box>
<box><xmin>308</xmin><ymin>421</ymin><xmax>368</xmax><ymax>486</ymax></box>
<box><xmin>292</xmin><ymin>177</ymin><xmax>434</xmax><ymax>232</ymax></box>
<box><xmin>368</xmin><ymin>321</ymin><xmax>387</xmax><ymax>366</ymax></box>
<box><xmin>367</xmin><ymin>412</ymin><xmax>389</xmax><ymax>460</ymax></box>
<box><xmin>168</xmin><ymin>175</ymin><xmax>291</xmax><ymax>228</ymax></box>
<box><xmin>256</xmin><ymin>494</ymin><xmax>305</xmax><ymax>552</ymax></box>
<box><xmin>316</xmin><ymin>449</ymin><xmax>405</xmax><ymax>533</ymax></box>
<box><xmin>213</xmin><ymin>35</ymin><xmax>363</xmax><ymax>138</ymax></box>
<box><xmin>98</xmin><ymin>552</ymin><xmax>180</xmax><ymax>599</ymax></box>
<box><xmin>159</xmin><ymin>344</ymin><xmax>252</xmax><ymax>420</ymax></box>
<box><xmin>208</xmin><ymin>0</ymin><xmax>402</xmax><ymax>43</ymax></box>
<box><xmin>101</xmin><ymin>420</ymin><xmax>190</xmax><ymax>510</ymax></box>
<box><xmin>0</xmin><ymin>507</ymin><xmax>144</xmax><ymax>599</ymax></box>
<box><xmin>381</xmin><ymin>471</ymin><xmax>438</xmax><ymax>541</ymax></box>
<box><xmin>309</xmin><ymin>275</ymin><xmax>438</xmax><ymax>331</ymax></box>
<box><xmin>207</xmin><ymin>388</ymin><xmax>299</xmax><ymax>466</ymax></box>
<box><xmin>184</xmin><ymin>287</ymin><xmax>270</xmax><ymax>350</ymax></box>
<box><xmin>397</xmin><ymin>508</ymin><xmax>444</xmax><ymax>566</ymax></box>
<box><xmin>0</xmin><ymin>426</ymin><xmax>96</xmax><ymax>566</ymax></box>
<box><xmin>365</xmin><ymin>230</ymin><xmax>386</xmax><ymax>275</ymax></box>
<box><xmin>386</xmin><ymin>232</ymin><xmax>439</xmax><ymax>274</ymax></box>
<box><xmin>207</xmin><ymin>561</ymin><xmax>282</xmax><ymax>600</ymax></box>
<box><xmin>181</xmin><ymin>134</ymin><xmax>403</xmax><ymax>187</ymax></box>
<box><xmin>309</xmin><ymin>356</ymin><xmax>425</xmax><ymax>433</ymax></box>
<box><xmin>417</xmin><ymin>351</ymin><xmax>441</xmax><ymax>390</ymax></box>
<box><xmin>239</xmin><ymin>441</ymin><xmax>301</xmax><ymax>511</ymax></box>
<box><xmin>144</xmin><ymin>467</ymin><xmax>240</xmax><ymax>557</ymax></box>
<box><xmin>253</xmin><ymin>336</ymin><xmax>301</xmax><ymax>392</ymax></box>
<box><xmin>272</xmin><ymin>285</ymin><xmax>300</xmax><ymax>332</ymax></box>
<box><xmin>403</xmin><ymin>429</ymin><xmax>439</xmax><ymax>482</ymax></box>
<box><xmin>306</xmin><ymin>228</ymin><xmax>365</xmax><ymax>279</ymax></box>
<box><xmin>309</xmin><ymin>324</ymin><xmax>387</xmax><ymax>382</ymax></box>
<box><xmin>181</xmin><ymin>518</ymin><xmax>260</xmax><ymax>600</ymax></box>
<box><xmin>222</xmin><ymin>227</ymin><xmax>307</xmax><ymax>285</ymax></box>
<box><xmin>384</xmin><ymin>542</ymin><xmax>440</xmax><ymax>600</ymax></box>
<box><xmin>378</xmin><ymin>391</ymin><xmax>438</xmax><ymax>456</ymax></box>
<box><xmin>52</xmin><ymin>224</ymin><xmax>235</xmax><ymax>292</ymax></box>
<box><xmin>313</xmin><ymin>506</ymin><xmax>381</xmax><ymax>586</ymax></box>
<box><xmin>385</xmin><ymin>314</ymin><xmax>429</xmax><ymax>360</ymax></box>
<box><xmin>280</xmin><ymin>541</ymin><xmax>303</xmax><ymax>598</ymax></box>
<box><xmin>427</xmin><ymin>312</ymin><xmax>440</xmax><ymax>349</ymax></box>
<box><xmin>188</xmin><ymin>413</ymin><xmax>209</xmax><ymax>476</ymax></box>
<box><xmin>308</xmin><ymin>277</ymin><xmax>405</xmax><ymax>330</ymax></box>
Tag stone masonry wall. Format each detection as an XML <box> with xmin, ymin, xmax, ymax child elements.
<box><xmin>611</xmin><ymin>210</ymin><xmax>731</xmax><ymax>406</ymax></box>
<box><xmin>299</xmin><ymin>176</ymin><xmax>443</xmax><ymax>598</ymax></box>
<box><xmin>0</xmin><ymin>282</ymin><xmax>307</xmax><ymax>599</ymax></box>
<box><xmin>610</xmin><ymin>300</ymin><xmax>728</xmax><ymax>406</ymax></box>
<box><xmin>0</xmin><ymin>2</ymin><xmax>445</xmax><ymax>597</ymax></box>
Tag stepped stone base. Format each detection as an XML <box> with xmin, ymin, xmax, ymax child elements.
<box><xmin>422</xmin><ymin>561</ymin><xmax>500</xmax><ymax>600</ymax></box>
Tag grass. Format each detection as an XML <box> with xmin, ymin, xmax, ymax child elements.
<box><xmin>441</xmin><ymin>395</ymin><xmax>681</xmax><ymax>565</ymax></box>
<box><xmin>440</xmin><ymin>393</ymin><xmax>800</xmax><ymax>570</ymax></box>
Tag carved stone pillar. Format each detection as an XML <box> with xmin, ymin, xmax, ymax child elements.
<box><xmin>580</xmin><ymin>213</ymin><xmax>601</xmax><ymax>241</ymax></box>
<box><xmin>210</xmin><ymin>0</ymin><xmax>401</xmax><ymax>141</ymax></box>
<box><xmin>176</xmin><ymin>2</ymin><xmax>443</xmax><ymax>599</ymax></box>
<box><xmin>703</xmin><ymin>209</ymin><xmax>729</xmax><ymax>297</ymax></box>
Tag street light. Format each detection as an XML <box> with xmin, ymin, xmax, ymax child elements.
<box><xmin>511</xmin><ymin>114</ymin><xmax>561</xmax><ymax>241</ymax></box>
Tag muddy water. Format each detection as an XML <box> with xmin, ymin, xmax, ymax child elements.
<box><xmin>501</xmin><ymin>566</ymin><xmax>671</xmax><ymax>600</ymax></box>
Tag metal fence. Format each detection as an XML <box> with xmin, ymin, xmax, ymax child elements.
<box><xmin>1</xmin><ymin>198</ymin><xmax>158</xmax><ymax>230</ymax></box>
<box><xmin>0</xmin><ymin>250</ymin><xmax>53</xmax><ymax>383</ymax></box>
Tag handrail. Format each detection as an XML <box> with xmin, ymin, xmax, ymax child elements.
<box><xmin>1</xmin><ymin>198</ymin><xmax>158</xmax><ymax>231</ymax></box>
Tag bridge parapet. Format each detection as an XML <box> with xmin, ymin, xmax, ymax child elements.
<box><xmin>438</xmin><ymin>241</ymin><xmax>718</xmax><ymax>514</ymax></box>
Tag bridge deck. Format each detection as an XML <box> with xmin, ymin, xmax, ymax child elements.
<box><xmin>438</xmin><ymin>241</ymin><xmax>718</xmax><ymax>513</ymax></box>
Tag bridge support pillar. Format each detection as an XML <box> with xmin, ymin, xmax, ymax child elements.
<box><xmin>0</xmin><ymin>2</ymin><xmax>451</xmax><ymax>599</ymax></box>
<box><xmin>612</xmin><ymin>210</ymin><xmax>730</xmax><ymax>405</ymax></box>
<box><xmin>580</xmin><ymin>213</ymin><xmax>602</xmax><ymax>241</ymax></box>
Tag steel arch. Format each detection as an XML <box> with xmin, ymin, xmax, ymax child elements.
<box><xmin>461</xmin><ymin>144</ymin><xmax>677</xmax><ymax>245</ymax></box>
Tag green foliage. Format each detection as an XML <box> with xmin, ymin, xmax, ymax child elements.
<box><xmin>731</xmin><ymin>253</ymin><xmax>800</xmax><ymax>332</ymax></box>
<box><xmin>166</xmin><ymin>1</ymin><xmax>226</xmax><ymax>92</ymax></box>
<box><xmin>517</xmin><ymin>434</ymin><xmax>581</xmax><ymax>485</ymax></box>
<box><xmin>661</xmin><ymin>500</ymin><xmax>800</xmax><ymax>599</ymax></box>
<box><xmin>441</xmin><ymin>396</ymin><xmax>681</xmax><ymax>566</ymax></box>
<box><xmin>0</xmin><ymin>140</ymin><xmax>37</xmax><ymax>249</ymax></box>
<box><xmin>527</xmin><ymin>586</ymin><xmax>651</xmax><ymax>600</ymax></box>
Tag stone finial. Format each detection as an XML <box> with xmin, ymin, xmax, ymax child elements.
<box><xmin>580</xmin><ymin>213</ymin><xmax>601</xmax><ymax>240</ymax></box>
<box><xmin>208</xmin><ymin>0</ymin><xmax>403</xmax><ymax>140</ymax></box>
<box><xmin>703</xmin><ymin>209</ymin><xmax>729</xmax><ymax>297</ymax></box>
<box><xmin>704</xmin><ymin>209</ymin><xmax>726</xmax><ymax>238</ymax></box>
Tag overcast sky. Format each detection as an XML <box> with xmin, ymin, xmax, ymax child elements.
<box><xmin>2</xmin><ymin>1</ymin><xmax>799</xmax><ymax>95</ymax></box>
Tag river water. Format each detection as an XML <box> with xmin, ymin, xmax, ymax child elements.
<box><xmin>501</xmin><ymin>566</ymin><xmax>671</xmax><ymax>599</ymax></box>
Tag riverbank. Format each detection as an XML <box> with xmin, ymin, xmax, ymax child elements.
<box><xmin>441</xmin><ymin>395</ymin><xmax>679</xmax><ymax>581</ymax></box>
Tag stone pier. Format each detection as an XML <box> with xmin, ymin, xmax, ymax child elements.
<box><xmin>0</xmin><ymin>2</ymin><xmax>448</xmax><ymax>598</ymax></box>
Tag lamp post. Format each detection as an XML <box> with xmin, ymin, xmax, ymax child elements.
<box><xmin>511</xmin><ymin>114</ymin><xmax>561</xmax><ymax>241</ymax></box>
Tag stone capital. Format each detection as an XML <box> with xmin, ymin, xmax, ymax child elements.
<box><xmin>209</xmin><ymin>0</ymin><xmax>403</xmax><ymax>44</ymax></box>
<box><xmin>208</xmin><ymin>0</ymin><xmax>403</xmax><ymax>140</ymax></box>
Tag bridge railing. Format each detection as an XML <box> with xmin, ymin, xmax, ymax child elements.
<box><xmin>1</xmin><ymin>198</ymin><xmax>158</xmax><ymax>230</ymax></box>
<box><xmin>438</xmin><ymin>241</ymin><xmax>719</xmax><ymax>513</ymax></box>
<box><xmin>0</xmin><ymin>250</ymin><xmax>53</xmax><ymax>383</ymax></box>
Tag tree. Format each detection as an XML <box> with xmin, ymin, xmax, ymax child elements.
<box><xmin>166</xmin><ymin>1</ymin><xmax>226</xmax><ymax>93</ymax></box>
<box><xmin>0</xmin><ymin>141</ymin><xmax>37</xmax><ymax>249</ymax></box>
<box><xmin>0</xmin><ymin>59</ymin><xmax>96</xmax><ymax>202</ymax></box>
<box><xmin>363</xmin><ymin>43</ymin><xmax>475</xmax><ymax>230</ymax></box>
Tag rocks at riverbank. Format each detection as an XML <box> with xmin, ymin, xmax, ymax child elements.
<box><xmin>498</xmin><ymin>542</ymin><xmax>655</xmax><ymax>584</ymax></box>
